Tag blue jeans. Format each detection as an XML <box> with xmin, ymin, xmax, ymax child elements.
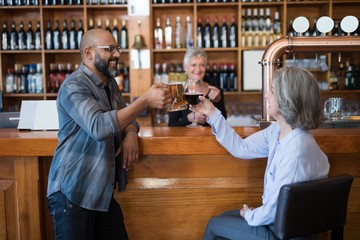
<box><xmin>48</xmin><ymin>191</ymin><xmax>128</xmax><ymax>240</ymax></box>
<box><xmin>203</xmin><ymin>210</ymin><xmax>276</xmax><ymax>240</ymax></box>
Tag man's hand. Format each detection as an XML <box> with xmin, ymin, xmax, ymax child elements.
<box><xmin>143</xmin><ymin>83</ymin><xmax>172</xmax><ymax>109</ymax></box>
<box><xmin>115</xmin><ymin>131</ymin><xmax>139</xmax><ymax>171</ymax></box>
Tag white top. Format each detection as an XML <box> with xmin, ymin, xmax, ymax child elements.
<box><xmin>207</xmin><ymin>109</ymin><xmax>330</xmax><ymax>226</ymax></box>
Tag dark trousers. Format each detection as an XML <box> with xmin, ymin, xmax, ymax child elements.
<box><xmin>48</xmin><ymin>191</ymin><xmax>128</xmax><ymax>240</ymax></box>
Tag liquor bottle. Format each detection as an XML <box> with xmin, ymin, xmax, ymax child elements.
<box><xmin>329</xmin><ymin>65</ymin><xmax>338</xmax><ymax>90</ymax></box>
<box><xmin>5</xmin><ymin>68</ymin><xmax>15</xmax><ymax>93</ymax></box>
<box><xmin>112</xmin><ymin>19</ymin><xmax>119</xmax><ymax>44</ymax></box>
<box><xmin>57</xmin><ymin>63</ymin><xmax>66</xmax><ymax>88</ymax></box>
<box><xmin>310</xmin><ymin>17</ymin><xmax>319</xmax><ymax>36</ymax></box>
<box><xmin>212</xmin><ymin>16</ymin><xmax>220</xmax><ymax>48</ymax></box>
<box><xmin>175</xmin><ymin>16</ymin><xmax>183</xmax><ymax>48</ymax></box>
<box><xmin>161</xmin><ymin>63</ymin><xmax>169</xmax><ymax>83</ymax></box>
<box><xmin>105</xmin><ymin>18</ymin><xmax>111</xmax><ymax>32</ymax></box>
<box><xmin>69</xmin><ymin>19</ymin><xmax>76</xmax><ymax>50</ymax></box>
<box><xmin>212</xmin><ymin>63</ymin><xmax>220</xmax><ymax>87</ymax></box>
<box><xmin>345</xmin><ymin>62</ymin><xmax>354</xmax><ymax>90</ymax></box>
<box><xmin>45</xmin><ymin>20</ymin><xmax>53</xmax><ymax>49</ymax></box>
<box><xmin>336</xmin><ymin>62</ymin><xmax>345</xmax><ymax>90</ymax></box>
<box><xmin>77</xmin><ymin>20</ymin><xmax>84</xmax><ymax>49</ymax></box>
<box><xmin>14</xmin><ymin>63</ymin><xmax>21</xmax><ymax>93</ymax></box>
<box><xmin>35</xmin><ymin>63</ymin><xmax>43</xmax><ymax>93</ymax></box>
<box><xmin>203</xmin><ymin>16</ymin><xmax>212</xmax><ymax>48</ymax></box>
<box><xmin>164</xmin><ymin>17</ymin><xmax>172</xmax><ymax>49</ymax></box>
<box><xmin>27</xmin><ymin>64</ymin><xmax>36</xmax><ymax>93</ymax></box>
<box><xmin>219</xmin><ymin>63</ymin><xmax>227</xmax><ymax>90</ymax></box>
<box><xmin>120</xmin><ymin>19</ymin><xmax>128</xmax><ymax>49</ymax></box>
<box><xmin>97</xmin><ymin>19</ymin><xmax>102</xmax><ymax>29</ymax></box>
<box><xmin>258</xmin><ymin>8</ymin><xmax>265</xmax><ymax>32</ymax></box>
<box><xmin>154</xmin><ymin>63</ymin><xmax>161</xmax><ymax>83</ymax></box>
<box><xmin>154</xmin><ymin>18</ymin><xmax>163</xmax><ymax>49</ymax></box>
<box><xmin>220</xmin><ymin>16</ymin><xmax>228</xmax><ymax>48</ymax></box>
<box><xmin>61</xmin><ymin>20</ymin><xmax>69</xmax><ymax>49</ymax></box>
<box><xmin>245</xmin><ymin>8</ymin><xmax>252</xmax><ymax>32</ymax></box>
<box><xmin>18</xmin><ymin>21</ymin><xmax>26</xmax><ymax>50</ymax></box>
<box><xmin>264</xmin><ymin>8</ymin><xmax>271</xmax><ymax>32</ymax></box>
<box><xmin>88</xmin><ymin>18</ymin><xmax>94</xmax><ymax>30</ymax></box>
<box><xmin>273</xmin><ymin>11</ymin><xmax>282</xmax><ymax>39</ymax></box>
<box><xmin>287</xmin><ymin>19</ymin><xmax>295</xmax><ymax>37</ymax></box>
<box><xmin>185</xmin><ymin>16</ymin><xmax>193</xmax><ymax>48</ymax></box>
<box><xmin>26</xmin><ymin>21</ymin><xmax>35</xmax><ymax>50</ymax></box>
<box><xmin>53</xmin><ymin>20</ymin><xmax>61</xmax><ymax>50</ymax></box>
<box><xmin>35</xmin><ymin>21</ymin><xmax>41</xmax><ymax>50</ymax></box>
<box><xmin>204</xmin><ymin>64</ymin><xmax>212</xmax><ymax>84</ymax></box>
<box><xmin>197</xmin><ymin>16</ymin><xmax>203</xmax><ymax>48</ymax></box>
<box><xmin>123</xmin><ymin>66</ymin><xmax>130</xmax><ymax>93</ymax></box>
<box><xmin>10</xmin><ymin>21</ymin><xmax>18</xmax><ymax>50</ymax></box>
<box><xmin>228</xmin><ymin>63</ymin><xmax>237</xmax><ymax>91</ymax></box>
<box><xmin>20</xmin><ymin>64</ymin><xmax>28</xmax><ymax>93</ymax></box>
<box><xmin>1</xmin><ymin>21</ymin><xmax>9</xmax><ymax>50</ymax></box>
<box><xmin>251</xmin><ymin>8</ymin><xmax>259</xmax><ymax>32</ymax></box>
<box><xmin>229</xmin><ymin>16</ymin><xmax>237</xmax><ymax>48</ymax></box>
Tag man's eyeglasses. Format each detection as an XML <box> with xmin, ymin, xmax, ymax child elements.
<box><xmin>92</xmin><ymin>45</ymin><xmax>122</xmax><ymax>54</ymax></box>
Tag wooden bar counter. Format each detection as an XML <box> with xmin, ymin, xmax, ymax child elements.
<box><xmin>0</xmin><ymin>127</ymin><xmax>359</xmax><ymax>240</ymax></box>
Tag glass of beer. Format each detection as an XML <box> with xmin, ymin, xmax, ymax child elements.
<box><xmin>166</xmin><ymin>82</ymin><xmax>188</xmax><ymax>112</ymax></box>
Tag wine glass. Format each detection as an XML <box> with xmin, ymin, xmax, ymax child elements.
<box><xmin>184</xmin><ymin>78</ymin><xmax>204</xmax><ymax>128</ymax></box>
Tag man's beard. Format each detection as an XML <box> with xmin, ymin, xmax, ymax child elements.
<box><xmin>94</xmin><ymin>52</ymin><xmax>118</xmax><ymax>79</ymax></box>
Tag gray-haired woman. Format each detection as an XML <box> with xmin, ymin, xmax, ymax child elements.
<box><xmin>193</xmin><ymin>66</ymin><xmax>329</xmax><ymax>240</ymax></box>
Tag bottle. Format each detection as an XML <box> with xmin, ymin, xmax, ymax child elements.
<box><xmin>175</xmin><ymin>16</ymin><xmax>182</xmax><ymax>48</ymax></box>
<box><xmin>97</xmin><ymin>19</ymin><xmax>102</xmax><ymax>29</ymax></box>
<box><xmin>164</xmin><ymin>17</ymin><xmax>172</xmax><ymax>49</ymax></box>
<box><xmin>20</xmin><ymin>64</ymin><xmax>28</xmax><ymax>93</ymax></box>
<box><xmin>14</xmin><ymin>63</ymin><xmax>21</xmax><ymax>93</ymax></box>
<box><xmin>18</xmin><ymin>21</ymin><xmax>26</xmax><ymax>50</ymax></box>
<box><xmin>35</xmin><ymin>21</ymin><xmax>41</xmax><ymax>50</ymax></box>
<box><xmin>120</xmin><ymin>19</ymin><xmax>128</xmax><ymax>49</ymax></box>
<box><xmin>258</xmin><ymin>8</ymin><xmax>265</xmax><ymax>32</ymax></box>
<box><xmin>45</xmin><ymin>20</ymin><xmax>53</xmax><ymax>49</ymax></box>
<box><xmin>154</xmin><ymin>63</ymin><xmax>162</xmax><ymax>83</ymax></box>
<box><xmin>27</xmin><ymin>64</ymin><xmax>36</xmax><ymax>93</ymax></box>
<box><xmin>329</xmin><ymin>65</ymin><xmax>338</xmax><ymax>90</ymax></box>
<box><xmin>154</xmin><ymin>18</ymin><xmax>163</xmax><ymax>49</ymax></box>
<box><xmin>212</xmin><ymin>16</ymin><xmax>220</xmax><ymax>48</ymax></box>
<box><xmin>104</xmin><ymin>19</ymin><xmax>111</xmax><ymax>33</ymax></box>
<box><xmin>220</xmin><ymin>16</ymin><xmax>228</xmax><ymax>48</ymax></box>
<box><xmin>212</xmin><ymin>63</ymin><xmax>220</xmax><ymax>87</ymax></box>
<box><xmin>53</xmin><ymin>20</ymin><xmax>61</xmax><ymax>50</ymax></box>
<box><xmin>61</xmin><ymin>20</ymin><xmax>69</xmax><ymax>49</ymax></box>
<box><xmin>161</xmin><ymin>63</ymin><xmax>169</xmax><ymax>83</ymax></box>
<box><xmin>203</xmin><ymin>16</ymin><xmax>212</xmax><ymax>48</ymax></box>
<box><xmin>251</xmin><ymin>8</ymin><xmax>259</xmax><ymax>33</ymax></box>
<box><xmin>5</xmin><ymin>68</ymin><xmax>15</xmax><ymax>93</ymax></box>
<box><xmin>264</xmin><ymin>8</ymin><xmax>271</xmax><ymax>33</ymax></box>
<box><xmin>1</xmin><ymin>21</ymin><xmax>9</xmax><ymax>50</ymax></box>
<box><xmin>69</xmin><ymin>20</ymin><xmax>76</xmax><ymax>50</ymax></box>
<box><xmin>26</xmin><ymin>21</ymin><xmax>35</xmax><ymax>50</ymax></box>
<box><xmin>10</xmin><ymin>21</ymin><xmax>18</xmax><ymax>50</ymax></box>
<box><xmin>35</xmin><ymin>63</ymin><xmax>43</xmax><ymax>93</ymax></box>
<box><xmin>123</xmin><ymin>66</ymin><xmax>130</xmax><ymax>93</ymax></box>
<box><xmin>185</xmin><ymin>16</ymin><xmax>193</xmax><ymax>48</ymax></box>
<box><xmin>229</xmin><ymin>15</ymin><xmax>237</xmax><ymax>48</ymax></box>
<box><xmin>345</xmin><ymin>63</ymin><xmax>354</xmax><ymax>90</ymax></box>
<box><xmin>77</xmin><ymin>20</ymin><xmax>84</xmax><ymax>49</ymax></box>
<box><xmin>197</xmin><ymin>16</ymin><xmax>203</xmax><ymax>48</ymax></box>
<box><xmin>336</xmin><ymin>62</ymin><xmax>345</xmax><ymax>90</ymax></box>
<box><xmin>88</xmin><ymin>18</ymin><xmax>94</xmax><ymax>30</ymax></box>
<box><xmin>112</xmin><ymin>19</ymin><xmax>119</xmax><ymax>44</ymax></box>
<box><xmin>204</xmin><ymin>64</ymin><xmax>212</xmax><ymax>84</ymax></box>
<box><xmin>273</xmin><ymin>11</ymin><xmax>282</xmax><ymax>40</ymax></box>
<box><xmin>311</xmin><ymin>17</ymin><xmax>319</xmax><ymax>37</ymax></box>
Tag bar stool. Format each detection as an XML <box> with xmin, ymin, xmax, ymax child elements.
<box><xmin>274</xmin><ymin>174</ymin><xmax>353</xmax><ymax>240</ymax></box>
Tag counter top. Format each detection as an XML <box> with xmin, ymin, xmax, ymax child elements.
<box><xmin>1</xmin><ymin>127</ymin><xmax>360</xmax><ymax>156</ymax></box>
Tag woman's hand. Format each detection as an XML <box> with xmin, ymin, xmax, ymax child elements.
<box><xmin>207</xmin><ymin>85</ymin><xmax>221</xmax><ymax>102</ymax></box>
<box><xmin>240</xmin><ymin>204</ymin><xmax>253</xmax><ymax>219</ymax></box>
<box><xmin>190</xmin><ymin>96</ymin><xmax>216</xmax><ymax>117</ymax></box>
<box><xmin>187</xmin><ymin>111</ymin><xmax>207</xmax><ymax>124</ymax></box>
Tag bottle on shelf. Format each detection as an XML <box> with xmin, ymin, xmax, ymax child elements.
<box><xmin>123</xmin><ymin>66</ymin><xmax>130</xmax><ymax>93</ymax></box>
<box><xmin>220</xmin><ymin>16</ymin><xmax>228</xmax><ymax>48</ymax></box>
<box><xmin>61</xmin><ymin>20</ymin><xmax>69</xmax><ymax>50</ymax></box>
<box><xmin>53</xmin><ymin>20</ymin><xmax>61</xmax><ymax>50</ymax></box>
<box><xmin>336</xmin><ymin>62</ymin><xmax>345</xmax><ymax>90</ymax></box>
<box><xmin>161</xmin><ymin>63</ymin><xmax>169</xmax><ymax>83</ymax></box>
<box><xmin>287</xmin><ymin>19</ymin><xmax>296</xmax><ymax>37</ymax></box>
<box><xmin>154</xmin><ymin>63</ymin><xmax>161</xmax><ymax>83</ymax></box>
<box><xmin>185</xmin><ymin>16</ymin><xmax>193</xmax><ymax>48</ymax></box>
<box><xmin>1</xmin><ymin>21</ymin><xmax>9</xmax><ymax>50</ymax></box>
<box><xmin>26</xmin><ymin>21</ymin><xmax>35</xmax><ymax>50</ymax></box>
<box><xmin>69</xmin><ymin>19</ymin><xmax>77</xmax><ymax>50</ymax></box>
<box><xmin>154</xmin><ymin>17</ymin><xmax>163</xmax><ymax>49</ymax></box>
<box><xmin>120</xmin><ymin>19</ymin><xmax>128</xmax><ymax>49</ymax></box>
<box><xmin>273</xmin><ymin>11</ymin><xmax>282</xmax><ymax>40</ymax></box>
<box><xmin>5</xmin><ymin>68</ymin><xmax>16</xmax><ymax>93</ymax></box>
<box><xmin>27</xmin><ymin>64</ymin><xmax>36</xmax><ymax>93</ymax></box>
<box><xmin>97</xmin><ymin>19</ymin><xmax>102</xmax><ymax>29</ymax></box>
<box><xmin>77</xmin><ymin>20</ymin><xmax>84</xmax><ymax>49</ymax></box>
<box><xmin>197</xmin><ymin>16</ymin><xmax>203</xmax><ymax>48</ymax></box>
<box><xmin>228</xmin><ymin>63</ymin><xmax>237</xmax><ymax>91</ymax></box>
<box><xmin>35</xmin><ymin>63</ymin><xmax>43</xmax><ymax>93</ymax></box>
<box><xmin>45</xmin><ymin>20</ymin><xmax>53</xmax><ymax>50</ymax></box>
<box><xmin>212</xmin><ymin>16</ymin><xmax>220</xmax><ymax>48</ymax></box>
<box><xmin>88</xmin><ymin>18</ymin><xmax>94</xmax><ymax>30</ymax></box>
<box><xmin>345</xmin><ymin>62</ymin><xmax>354</xmax><ymax>90</ymax></box>
<box><xmin>258</xmin><ymin>8</ymin><xmax>265</xmax><ymax>33</ymax></box>
<box><xmin>112</xmin><ymin>19</ymin><xmax>119</xmax><ymax>44</ymax></box>
<box><xmin>105</xmin><ymin>19</ymin><xmax>111</xmax><ymax>33</ymax></box>
<box><xmin>14</xmin><ymin>63</ymin><xmax>21</xmax><ymax>93</ymax></box>
<box><xmin>175</xmin><ymin>16</ymin><xmax>183</xmax><ymax>48</ymax></box>
<box><xmin>164</xmin><ymin>17</ymin><xmax>172</xmax><ymax>49</ymax></box>
<box><xmin>212</xmin><ymin>63</ymin><xmax>220</xmax><ymax>87</ymax></box>
<box><xmin>10</xmin><ymin>21</ymin><xmax>18</xmax><ymax>50</ymax></box>
<box><xmin>229</xmin><ymin>15</ymin><xmax>237</xmax><ymax>48</ymax></box>
<box><xmin>20</xmin><ymin>64</ymin><xmax>28</xmax><ymax>93</ymax></box>
<box><xmin>203</xmin><ymin>16</ymin><xmax>212</xmax><ymax>48</ymax></box>
<box><xmin>329</xmin><ymin>65</ymin><xmax>339</xmax><ymax>90</ymax></box>
<box><xmin>18</xmin><ymin>21</ymin><xmax>26</xmax><ymax>50</ymax></box>
<box><xmin>35</xmin><ymin>21</ymin><xmax>41</xmax><ymax>50</ymax></box>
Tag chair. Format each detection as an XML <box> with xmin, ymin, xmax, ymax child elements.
<box><xmin>274</xmin><ymin>174</ymin><xmax>354</xmax><ymax>240</ymax></box>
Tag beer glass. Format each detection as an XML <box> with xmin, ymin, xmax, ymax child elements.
<box><xmin>184</xmin><ymin>78</ymin><xmax>204</xmax><ymax>128</ymax></box>
<box><xmin>166</xmin><ymin>82</ymin><xmax>188</xmax><ymax>112</ymax></box>
<box><xmin>324</xmin><ymin>97</ymin><xmax>343</xmax><ymax>120</ymax></box>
